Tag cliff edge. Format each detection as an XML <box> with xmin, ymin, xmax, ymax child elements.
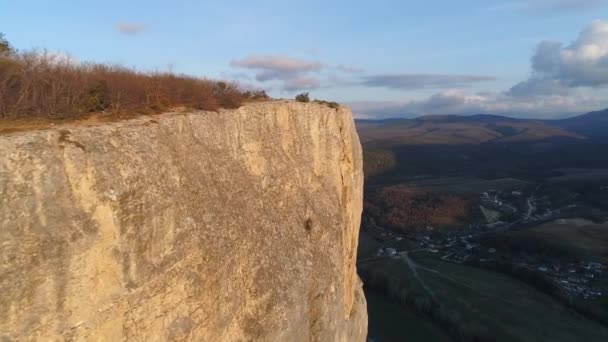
<box><xmin>0</xmin><ymin>102</ymin><xmax>367</xmax><ymax>341</ymax></box>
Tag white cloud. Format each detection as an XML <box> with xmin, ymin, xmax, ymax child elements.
<box><xmin>352</xmin><ymin>20</ymin><xmax>608</xmax><ymax>120</ymax></box>
<box><xmin>230</xmin><ymin>55</ymin><xmax>323</xmax><ymax>91</ymax></box>
<box><xmin>508</xmin><ymin>78</ymin><xmax>569</xmax><ymax>97</ymax></box>
<box><xmin>510</xmin><ymin>20</ymin><xmax>608</xmax><ymax>95</ymax></box>
<box><xmin>114</xmin><ymin>22</ymin><xmax>146</xmax><ymax>35</ymax></box>
<box><xmin>230</xmin><ymin>55</ymin><xmax>322</xmax><ymax>75</ymax></box>
<box><xmin>230</xmin><ymin>54</ymin><xmax>360</xmax><ymax>92</ymax></box>
<box><xmin>361</xmin><ymin>74</ymin><xmax>497</xmax><ymax>90</ymax></box>
<box><xmin>350</xmin><ymin>88</ymin><xmax>603</xmax><ymax>119</ymax></box>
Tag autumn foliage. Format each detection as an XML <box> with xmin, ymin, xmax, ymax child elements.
<box><xmin>364</xmin><ymin>185</ymin><xmax>476</xmax><ymax>231</ymax></box>
<box><xmin>0</xmin><ymin>43</ymin><xmax>266</xmax><ymax>120</ymax></box>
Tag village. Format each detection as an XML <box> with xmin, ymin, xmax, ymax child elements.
<box><xmin>363</xmin><ymin>186</ymin><xmax>608</xmax><ymax>300</ymax></box>
<box><xmin>370</xmin><ymin>225</ymin><xmax>607</xmax><ymax>300</ymax></box>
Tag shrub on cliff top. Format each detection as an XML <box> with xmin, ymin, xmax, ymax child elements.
<box><xmin>314</xmin><ymin>99</ymin><xmax>340</xmax><ymax>109</ymax></box>
<box><xmin>0</xmin><ymin>34</ymin><xmax>267</xmax><ymax>120</ymax></box>
<box><xmin>295</xmin><ymin>92</ymin><xmax>310</xmax><ymax>103</ymax></box>
<box><xmin>242</xmin><ymin>90</ymin><xmax>269</xmax><ymax>100</ymax></box>
<box><xmin>0</xmin><ymin>33</ymin><xmax>14</xmax><ymax>55</ymax></box>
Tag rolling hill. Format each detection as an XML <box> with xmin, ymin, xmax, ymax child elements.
<box><xmin>356</xmin><ymin>109</ymin><xmax>608</xmax><ymax>181</ymax></box>
<box><xmin>549</xmin><ymin>109</ymin><xmax>608</xmax><ymax>142</ymax></box>
<box><xmin>356</xmin><ymin>114</ymin><xmax>584</xmax><ymax>146</ymax></box>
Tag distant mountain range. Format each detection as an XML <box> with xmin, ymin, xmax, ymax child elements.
<box><xmin>356</xmin><ymin>109</ymin><xmax>608</xmax><ymax>146</ymax></box>
<box><xmin>550</xmin><ymin>109</ymin><xmax>608</xmax><ymax>142</ymax></box>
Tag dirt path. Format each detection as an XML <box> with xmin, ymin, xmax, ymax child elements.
<box><xmin>526</xmin><ymin>196</ymin><xmax>536</xmax><ymax>220</ymax></box>
<box><xmin>402</xmin><ymin>251</ymin><xmax>438</xmax><ymax>301</ymax></box>
<box><xmin>402</xmin><ymin>251</ymin><xmax>514</xmax><ymax>306</ymax></box>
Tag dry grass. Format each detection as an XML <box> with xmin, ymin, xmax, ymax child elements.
<box><xmin>0</xmin><ymin>50</ymin><xmax>268</xmax><ymax>122</ymax></box>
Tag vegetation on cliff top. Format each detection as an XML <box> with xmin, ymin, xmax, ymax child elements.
<box><xmin>0</xmin><ymin>33</ymin><xmax>268</xmax><ymax>121</ymax></box>
<box><xmin>295</xmin><ymin>92</ymin><xmax>340</xmax><ymax>109</ymax></box>
<box><xmin>295</xmin><ymin>92</ymin><xmax>310</xmax><ymax>103</ymax></box>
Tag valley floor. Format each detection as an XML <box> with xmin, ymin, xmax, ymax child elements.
<box><xmin>359</xmin><ymin>229</ymin><xmax>608</xmax><ymax>342</ymax></box>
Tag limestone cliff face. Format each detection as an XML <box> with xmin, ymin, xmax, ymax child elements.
<box><xmin>0</xmin><ymin>102</ymin><xmax>367</xmax><ymax>341</ymax></box>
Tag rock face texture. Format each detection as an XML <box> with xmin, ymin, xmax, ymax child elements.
<box><xmin>0</xmin><ymin>102</ymin><xmax>367</xmax><ymax>341</ymax></box>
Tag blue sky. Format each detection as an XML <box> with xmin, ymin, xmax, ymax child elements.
<box><xmin>2</xmin><ymin>0</ymin><xmax>608</xmax><ymax>118</ymax></box>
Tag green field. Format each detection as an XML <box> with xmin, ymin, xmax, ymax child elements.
<box><xmin>411</xmin><ymin>251</ymin><xmax>608</xmax><ymax>341</ymax></box>
<box><xmin>478</xmin><ymin>218</ymin><xmax>608</xmax><ymax>325</ymax></box>
<box><xmin>359</xmin><ymin>250</ymin><xmax>608</xmax><ymax>342</ymax></box>
<box><xmin>488</xmin><ymin>218</ymin><xmax>608</xmax><ymax>263</ymax></box>
<box><xmin>365</xmin><ymin>290</ymin><xmax>453</xmax><ymax>342</ymax></box>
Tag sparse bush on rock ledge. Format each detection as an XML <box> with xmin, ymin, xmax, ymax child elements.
<box><xmin>295</xmin><ymin>92</ymin><xmax>310</xmax><ymax>103</ymax></box>
<box><xmin>242</xmin><ymin>89</ymin><xmax>269</xmax><ymax>100</ymax></box>
<box><xmin>295</xmin><ymin>92</ymin><xmax>340</xmax><ymax>109</ymax></box>
<box><xmin>0</xmin><ymin>33</ymin><xmax>267</xmax><ymax>121</ymax></box>
<box><xmin>314</xmin><ymin>99</ymin><xmax>340</xmax><ymax>109</ymax></box>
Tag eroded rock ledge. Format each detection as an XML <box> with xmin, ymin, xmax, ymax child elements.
<box><xmin>0</xmin><ymin>101</ymin><xmax>367</xmax><ymax>341</ymax></box>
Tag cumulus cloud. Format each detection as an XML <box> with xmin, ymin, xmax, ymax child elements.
<box><xmin>231</xmin><ymin>55</ymin><xmax>322</xmax><ymax>75</ymax></box>
<box><xmin>114</xmin><ymin>22</ymin><xmax>146</xmax><ymax>35</ymax></box>
<box><xmin>352</xmin><ymin>21</ymin><xmax>608</xmax><ymax>119</ymax></box>
<box><xmin>361</xmin><ymin>74</ymin><xmax>497</xmax><ymax>90</ymax></box>
<box><xmin>230</xmin><ymin>55</ymin><xmax>322</xmax><ymax>91</ymax></box>
<box><xmin>509</xmin><ymin>20</ymin><xmax>608</xmax><ymax>96</ymax></box>
<box><xmin>508</xmin><ymin>78</ymin><xmax>569</xmax><ymax>97</ymax></box>
<box><xmin>349</xmin><ymin>20</ymin><xmax>608</xmax><ymax>119</ymax></box>
<box><xmin>230</xmin><ymin>55</ymin><xmax>363</xmax><ymax>92</ymax></box>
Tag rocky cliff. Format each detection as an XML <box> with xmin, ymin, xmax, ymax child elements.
<box><xmin>0</xmin><ymin>102</ymin><xmax>367</xmax><ymax>341</ymax></box>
